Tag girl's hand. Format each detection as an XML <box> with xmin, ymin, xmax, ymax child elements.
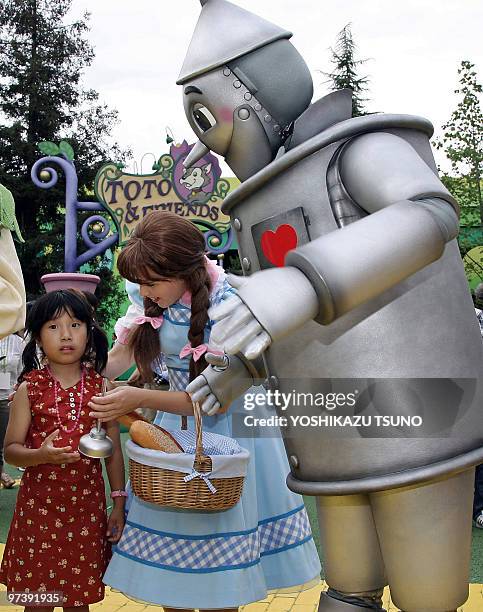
<box><xmin>37</xmin><ymin>429</ymin><xmax>81</xmax><ymax>465</ymax></box>
<box><xmin>88</xmin><ymin>386</ymin><xmax>143</xmax><ymax>423</ymax></box>
<box><xmin>107</xmin><ymin>505</ymin><xmax>125</xmax><ymax>543</ymax></box>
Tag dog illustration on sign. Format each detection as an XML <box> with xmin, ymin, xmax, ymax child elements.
<box><xmin>179</xmin><ymin>163</ymin><xmax>212</xmax><ymax>202</ymax></box>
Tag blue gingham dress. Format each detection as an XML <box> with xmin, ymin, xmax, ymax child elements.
<box><xmin>103</xmin><ymin>274</ymin><xmax>321</xmax><ymax>609</ymax></box>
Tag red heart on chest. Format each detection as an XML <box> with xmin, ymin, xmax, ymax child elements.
<box><xmin>260</xmin><ymin>224</ymin><xmax>298</xmax><ymax>267</ymax></box>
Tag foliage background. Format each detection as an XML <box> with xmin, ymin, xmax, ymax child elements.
<box><xmin>0</xmin><ymin>0</ymin><xmax>130</xmax><ymax>328</ymax></box>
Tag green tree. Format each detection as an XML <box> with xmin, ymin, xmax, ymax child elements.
<box><xmin>321</xmin><ymin>23</ymin><xmax>371</xmax><ymax>117</ymax></box>
<box><xmin>0</xmin><ymin>0</ymin><xmax>129</xmax><ymax>327</ymax></box>
<box><xmin>436</xmin><ymin>61</ymin><xmax>483</xmax><ymax>228</ymax></box>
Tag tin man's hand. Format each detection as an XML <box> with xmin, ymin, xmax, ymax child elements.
<box><xmin>209</xmin><ymin>294</ymin><xmax>272</xmax><ymax>360</ymax></box>
<box><xmin>186</xmin><ymin>352</ymin><xmax>255</xmax><ymax>416</ymax></box>
<box><xmin>210</xmin><ymin>268</ymin><xmax>319</xmax><ymax>360</ymax></box>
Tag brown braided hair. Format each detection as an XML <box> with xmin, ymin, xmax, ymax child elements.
<box><xmin>117</xmin><ymin>211</ymin><xmax>211</xmax><ymax>383</ymax></box>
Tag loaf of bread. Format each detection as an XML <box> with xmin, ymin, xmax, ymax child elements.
<box><xmin>130</xmin><ymin>420</ymin><xmax>183</xmax><ymax>453</ymax></box>
<box><xmin>117</xmin><ymin>411</ymin><xmax>150</xmax><ymax>430</ymax></box>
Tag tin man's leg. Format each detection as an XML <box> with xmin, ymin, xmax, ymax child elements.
<box><xmin>317</xmin><ymin>494</ymin><xmax>387</xmax><ymax>611</ymax></box>
<box><xmin>371</xmin><ymin>469</ymin><xmax>474</xmax><ymax>612</ymax></box>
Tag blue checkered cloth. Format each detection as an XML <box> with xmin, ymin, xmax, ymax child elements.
<box><xmin>170</xmin><ymin>429</ymin><xmax>243</xmax><ymax>456</ymax></box>
<box><xmin>116</xmin><ymin>505</ymin><xmax>312</xmax><ymax>572</ymax></box>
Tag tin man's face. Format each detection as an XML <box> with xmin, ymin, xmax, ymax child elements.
<box><xmin>182</xmin><ymin>67</ymin><xmax>246</xmax><ymax>157</ymax></box>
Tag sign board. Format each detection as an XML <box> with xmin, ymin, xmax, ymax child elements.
<box><xmin>94</xmin><ymin>141</ymin><xmax>237</xmax><ymax>251</ymax></box>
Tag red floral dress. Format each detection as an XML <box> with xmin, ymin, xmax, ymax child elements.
<box><xmin>0</xmin><ymin>367</ymin><xmax>111</xmax><ymax>607</ymax></box>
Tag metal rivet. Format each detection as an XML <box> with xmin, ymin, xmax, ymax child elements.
<box><xmin>273</xmin><ymin>124</ymin><xmax>280</xmax><ymax>132</ymax></box>
<box><xmin>244</xmin><ymin>92</ymin><xmax>252</xmax><ymax>101</ymax></box>
<box><xmin>233</xmin><ymin>80</ymin><xmax>242</xmax><ymax>89</ymax></box>
<box><xmin>238</xmin><ymin>108</ymin><xmax>250</xmax><ymax>120</ymax></box>
<box><xmin>254</xmin><ymin>103</ymin><xmax>262</xmax><ymax>111</ymax></box>
<box><xmin>233</xmin><ymin>218</ymin><xmax>242</xmax><ymax>231</ymax></box>
<box><xmin>223</xmin><ymin>68</ymin><xmax>231</xmax><ymax>76</ymax></box>
<box><xmin>242</xmin><ymin>257</ymin><xmax>251</xmax><ymax>272</ymax></box>
<box><xmin>264</xmin><ymin>114</ymin><xmax>272</xmax><ymax>123</ymax></box>
<box><xmin>290</xmin><ymin>455</ymin><xmax>299</xmax><ymax>469</ymax></box>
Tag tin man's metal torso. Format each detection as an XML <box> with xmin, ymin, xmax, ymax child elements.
<box><xmin>221</xmin><ymin>95</ymin><xmax>483</xmax><ymax>495</ymax></box>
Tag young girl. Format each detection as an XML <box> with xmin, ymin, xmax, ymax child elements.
<box><xmin>0</xmin><ymin>290</ymin><xmax>125</xmax><ymax>612</ymax></box>
<box><xmin>89</xmin><ymin>211</ymin><xmax>321</xmax><ymax>612</ymax></box>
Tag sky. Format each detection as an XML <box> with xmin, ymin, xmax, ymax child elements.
<box><xmin>70</xmin><ymin>0</ymin><xmax>483</xmax><ymax>175</ymax></box>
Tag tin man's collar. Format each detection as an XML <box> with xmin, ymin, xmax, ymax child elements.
<box><xmin>287</xmin><ymin>90</ymin><xmax>353</xmax><ymax>150</ymax></box>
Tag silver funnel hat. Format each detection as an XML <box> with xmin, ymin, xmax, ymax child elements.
<box><xmin>177</xmin><ymin>0</ymin><xmax>292</xmax><ymax>85</ymax></box>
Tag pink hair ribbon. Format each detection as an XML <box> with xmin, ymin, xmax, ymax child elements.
<box><xmin>133</xmin><ymin>315</ymin><xmax>164</xmax><ymax>329</ymax></box>
<box><xmin>179</xmin><ymin>343</ymin><xmax>225</xmax><ymax>362</ymax></box>
<box><xmin>179</xmin><ymin>343</ymin><xmax>208</xmax><ymax>362</ymax></box>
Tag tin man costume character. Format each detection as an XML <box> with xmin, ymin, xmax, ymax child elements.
<box><xmin>182</xmin><ymin>1</ymin><xmax>483</xmax><ymax>610</ymax></box>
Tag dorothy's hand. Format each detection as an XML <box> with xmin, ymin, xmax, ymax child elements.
<box><xmin>88</xmin><ymin>386</ymin><xmax>143</xmax><ymax>423</ymax></box>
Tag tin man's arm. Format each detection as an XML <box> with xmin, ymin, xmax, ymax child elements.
<box><xmin>210</xmin><ymin>132</ymin><xmax>458</xmax><ymax>357</ymax></box>
<box><xmin>187</xmin><ymin>351</ymin><xmax>266</xmax><ymax>415</ymax></box>
<box><xmin>286</xmin><ymin>132</ymin><xmax>459</xmax><ymax>323</ymax></box>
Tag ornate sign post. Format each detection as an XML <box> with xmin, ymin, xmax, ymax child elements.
<box><xmin>31</xmin><ymin>140</ymin><xmax>237</xmax><ymax>291</ymax></box>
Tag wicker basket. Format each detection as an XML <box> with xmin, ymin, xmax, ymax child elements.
<box><xmin>128</xmin><ymin>402</ymin><xmax>246</xmax><ymax>511</ymax></box>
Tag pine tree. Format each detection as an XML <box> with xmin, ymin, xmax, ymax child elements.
<box><xmin>321</xmin><ymin>24</ymin><xmax>370</xmax><ymax>117</ymax></box>
<box><xmin>436</xmin><ymin>61</ymin><xmax>483</xmax><ymax>225</ymax></box>
<box><xmin>0</xmin><ymin>0</ymin><xmax>129</xmax><ymax>323</ymax></box>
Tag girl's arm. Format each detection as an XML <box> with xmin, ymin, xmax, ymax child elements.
<box><xmin>104</xmin><ymin>341</ymin><xmax>135</xmax><ymax>380</ymax></box>
<box><xmin>88</xmin><ymin>387</ymin><xmax>193</xmax><ymax>423</ymax></box>
<box><xmin>4</xmin><ymin>382</ymin><xmax>81</xmax><ymax>467</ymax></box>
<box><xmin>104</xmin><ymin>420</ymin><xmax>126</xmax><ymax>543</ymax></box>
<box><xmin>104</xmin><ymin>420</ymin><xmax>125</xmax><ymax>492</ymax></box>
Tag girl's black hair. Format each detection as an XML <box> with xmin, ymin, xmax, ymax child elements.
<box><xmin>19</xmin><ymin>289</ymin><xmax>108</xmax><ymax>382</ymax></box>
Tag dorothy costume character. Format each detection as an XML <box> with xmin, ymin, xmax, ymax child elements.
<box><xmin>103</xmin><ymin>261</ymin><xmax>321</xmax><ymax>609</ymax></box>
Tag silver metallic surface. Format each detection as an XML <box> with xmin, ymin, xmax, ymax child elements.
<box><xmin>216</xmin><ymin>108</ymin><xmax>483</xmax><ymax>490</ymax></box>
<box><xmin>186</xmin><ymin>353</ymin><xmax>256</xmax><ymax>410</ymax></box>
<box><xmin>371</xmin><ymin>469</ymin><xmax>473</xmax><ymax>611</ymax></box>
<box><xmin>233</xmin><ymin>218</ymin><xmax>242</xmax><ymax>231</ymax></box>
<box><xmin>339</xmin><ymin>132</ymin><xmax>458</xmax><ymax>213</ymax></box>
<box><xmin>235</xmin><ymin>266</ymin><xmax>319</xmax><ymax>340</ymax></box>
<box><xmin>317</xmin><ymin>470</ymin><xmax>473</xmax><ymax>610</ymax></box>
<box><xmin>182</xmin><ymin>65</ymin><xmax>280</xmax><ymax>180</ymax></box>
<box><xmin>286</xmin><ymin>199</ymin><xmax>447</xmax><ymax>324</ymax></box>
<box><xmin>78</xmin><ymin>425</ymin><xmax>113</xmax><ymax>459</ymax></box>
<box><xmin>183</xmin><ymin>140</ymin><xmax>210</xmax><ymax>169</ymax></box>
<box><xmin>179</xmin><ymin>5</ymin><xmax>481</xmax><ymax>608</ymax></box>
<box><xmin>177</xmin><ymin>0</ymin><xmax>291</xmax><ymax>84</ymax></box>
<box><xmin>221</xmin><ymin>114</ymin><xmax>434</xmax><ymax>213</ymax></box>
<box><xmin>228</xmin><ymin>39</ymin><xmax>313</xmax><ymax>127</ymax></box>
<box><xmin>241</xmin><ymin>257</ymin><xmax>251</xmax><ymax>272</ymax></box>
